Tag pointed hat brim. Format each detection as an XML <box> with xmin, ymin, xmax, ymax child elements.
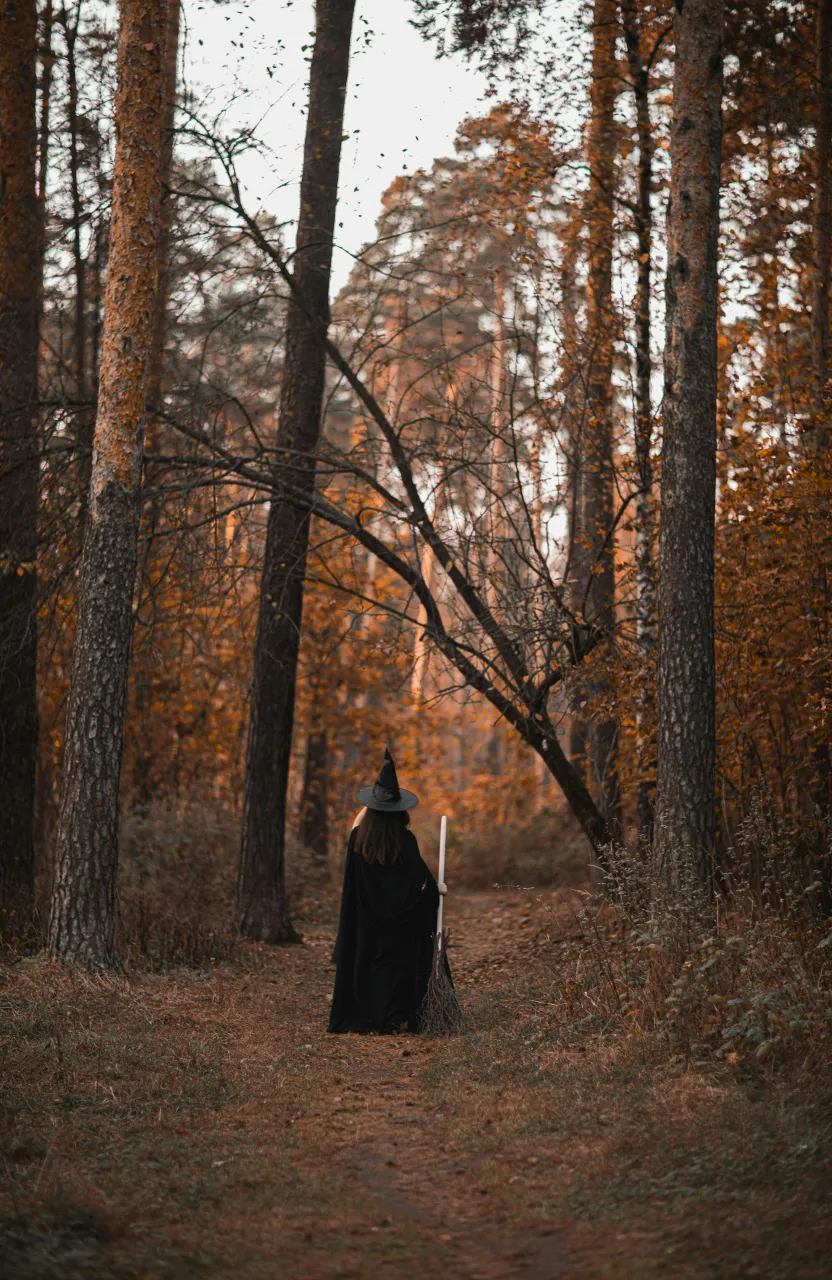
<box><xmin>355</xmin><ymin>784</ymin><xmax>418</xmax><ymax>812</ymax></box>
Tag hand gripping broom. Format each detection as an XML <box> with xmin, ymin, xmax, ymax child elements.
<box><xmin>420</xmin><ymin>815</ymin><xmax>462</xmax><ymax>1035</ymax></box>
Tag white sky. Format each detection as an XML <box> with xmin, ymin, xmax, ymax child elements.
<box><xmin>184</xmin><ymin>0</ymin><xmax>491</xmax><ymax>294</ymax></box>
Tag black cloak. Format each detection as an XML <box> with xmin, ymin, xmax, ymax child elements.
<box><xmin>328</xmin><ymin>829</ymin><xmax>439</xmax><ymax>1034</ymax></box>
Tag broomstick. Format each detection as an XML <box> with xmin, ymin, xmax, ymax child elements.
<box><xmin>420</xmin><ymin>814</ymin><xmax>462</xmax><ymax>1036</ymax></box>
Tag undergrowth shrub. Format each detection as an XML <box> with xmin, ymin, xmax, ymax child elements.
<box><xmin>438</xmin><ymin>804</ymin><xmax>589</xmax><ymax>890</ymax></box>
<box><xmin>117</xmin><ymin>802</ymin><xmax>242</xmax><ymax>968</ymax></box>
<box><xmin>116</xmin><ymin>802</ymin><xmax>341</xmax><ymax>968</ymax></box>
<box><xmin>541</xmin><ymin>825</ymin><xmax>832</xmax><ymax>1071</ymax></box>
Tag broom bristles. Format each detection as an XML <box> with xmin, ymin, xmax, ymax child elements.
<box><xmin>419</xmin><ymin>929</ymin><xmax>462</xmax><ymax>1036</ymax></box>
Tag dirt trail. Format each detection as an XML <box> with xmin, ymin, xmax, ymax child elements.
<box><xmin>2</xmin><ymin>890</ymin><xmax>830</xmax><ymax>1278</ymax></box>
<box><xmin>296</xmin><ymin>894</ymin><xmax>576</xmax><ymax>1279</ymax></box>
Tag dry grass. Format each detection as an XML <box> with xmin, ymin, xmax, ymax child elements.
<box><xmin>537</xmin><ymin>861</ymin><xmax>832</xmax><ymax>1075</ymax></box>
<box><xmin>102</xmin><ymin>800</ymin><xmax>584</xmax><ymax>972</ymax></box>
<box><xmin>2</xmin><ymin>869</ymin><xmax>831</xmax><ymax>1279</ymax></box>
<box><xmin>426</xmin><ymin>805</ymin><xmax>590</xmax><ymax>892</ymax></box>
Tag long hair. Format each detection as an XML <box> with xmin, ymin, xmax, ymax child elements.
<box><xmin>354</xmin><ymin>808</ymin><xmax>410</xmax><ymax>866</ymax></box>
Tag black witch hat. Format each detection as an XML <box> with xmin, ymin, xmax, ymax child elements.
<box><xmin>355</xmin><ymin>748</ymin><xmax>418</xmax><ymax>812</ymax></box>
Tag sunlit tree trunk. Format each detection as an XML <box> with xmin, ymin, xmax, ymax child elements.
<box><xmin>412</xmin><ymin>522</ymin><xmax>438</xmax><ymax>702</ymax></box>
<box><xmin>621</xmin><ymin>0</ymin><xmax>657</xmax><ymax>846</ymax></box>
<box><xmin>0</xmin><ymin>0</ymin><xmax>39</xmax><ymax>941</ymax></box>
<box><xmin>584</xmin><ymin>0</ymin><xmax>621</xmax><ymax>842</ymax></box>
<box><xmin>48</xmin><ymin>0</ymin><xmax>169</xmax><ymax>968</ymax></box>
<box><xmin>237</xmin><ymin>0</ymin><xmax>355</xmax><ymax>942</ymax></box>
<box><xmin>655</xmin><ymin>0</ymin><xmax>723</xmax><ymax>888</ymax></box>
<box><xmin>133</xmin><ymin>0</ymin><xmax>180</xmax><ymax>807</ymax></box>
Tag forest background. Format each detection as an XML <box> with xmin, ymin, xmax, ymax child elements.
<box><xmin>1</xmin><ymin>0</ymin><xmax>831</xmax><ymax>968</ymax></box>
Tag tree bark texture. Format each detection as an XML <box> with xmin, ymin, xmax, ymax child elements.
<box><xmin>808</xmin><ymin>0</ymin><xmax>832</xmax><ymax>812</ymax></box>
<box><xmin>237</xmin><ymin>0</ymin><xmax>355</xmax><ymax>942</ymax></box>
<box><xmin>561</xmin><ymin>232</ymin><xmax>589</xmax><ymax>781</ymax></box>
<box><xmin>132</xmin><ymin>0</ymin><xmax>180</xmax><ymax>805</ymax></box>
<box><xmin>411</xmin><ymin>492</ymin><xmax>440</xmax><ymax>702</ymax></box>
<box><xmin>487</xmin><ymin>269</ymin><xmax>507</xmax><ymax>595</ymax></box>
<box><xmin>583</xmin><ymin>0</ymin><xmax>621</xmax><ymax>838</ymax></box>
<box><xmin>621</xmin><ymin>0</ymin><xmax>657</xmax><ymax>845</ymax></box>
<box><xmin>60</xmin><ymin>4</ymin><xmax>94</xmax><ymax>516</ymax></box>
<box><xmin>486</xmin><ymin>279</ymin><xmax>509</xmax><ymax>774</ymax></box>
<box><xmin>146</xmin><ymin>0</ymin><xmax>180</xmax><ymax>429</ymax></box>
<box><xmin>655</xmin><ymin>0</ymin><xmax>723</xmax><ymax>886</ymax></box>
<box><xmin>35</xmin><ymin>0</ymin><xmax>54</xmax><ymax>348</ymax></box>
<box><xmin>528</xmin><ymin>713</ymin><xmax>616</xmax><ymax>856</ymax></box>
<box><xmin>300</xmin><ymin>726</ymin><xmax>329</xmax><ymax>865</ymax></box>
<box><xmin>48</xmin><ymin>0</ymin><xmax>168</xmax><ymax>968</ymax></box>
<box><xmin>813</xmin><ymin>0</ymin><xmax>832</xmax><ymax>437</ymax></box>
<box><xmin>0</xmin><ymin>0</ymin><xmax>39</xmax><ymax>940</ymax></box>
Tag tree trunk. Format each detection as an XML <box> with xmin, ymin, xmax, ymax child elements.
<box><xmin>584</xmin><ymin>0</ymin><xmax>621</xmax><ymax>840</ymax></box>
<box><xmin>526</xmin><ymin>712</ymin><xmax>616</xmax><ymax>855</ymax></box>
<box><xmin>0</xmin><ymin>0</ymin><xmax>39</xmax><ymax>942</ymax></box>
<box><xmin>412</xmin><ymin>497</ymin><xmax>439</xmax><ymax>701</ymax></box>
<box><xmin>35</xmin><ymin>0</ymin><xmax>54</xmax><ymax>349</ymax></box>
<box><xmin>48</xmin><ymin>0</ymin><xmax>169</xmax><ymax>969</ymax></box>
<box><xmin>300</xmin><ymin>726</ymin><xmax>329</xmax><ymax>866</ymax></box>
<box><xmin>621</xmin><ymin>0</ymin><xmax>657</xmax><ymax>846</ymax></box>
<box><xmin>809</xmin><ymin>0</ymin><xmax>832</xmax><ymax>811</ymax></box>
<box><xmin>655</xmin><ymin>0</ymin><xmax>723</xmax><ymax>887</ymax></box>
<box><xmin>133</xmin><ymin>0</ymin><xmax>180</xmax><ymax>808</ymax></box>
<box><xmin>486</xmin><ymin>279</ymin><xmax>508</xmax><ymax>776</ymax></box>
<box><xmin>236</xmin><ymin>0</ymin><xmax>355</xmax><ymax>943</ymax></box>
<box><xmin>561</xmin><ymin>228</ymin><xmax>589</xmax><ymax>782</ymax></box>
<box><xmin>61</xmin><ymin>4</ymin><xmax>92</xmax><ymax>517</ymax></box>
<box><xmin>146</xmin><ymin>0</ymin><xmax>180</xmax><ymax>430</ymax></box>
<box><xmin>487</xmin><ymin>269</ymin><xmax>507</xmax><ymax>593</ymax></box>
<box><xmin>813</xmin><ymin>0</ymin><xmax>832</xmax><ymax>437</ymax></box>
<box><xmin>759</xmin><ymin>123</ymin><xmax>785</xmax><ymax>438</ymax></box>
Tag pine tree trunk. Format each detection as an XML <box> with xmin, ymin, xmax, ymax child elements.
<box><xmin>133</xmin><ymin>0</ymin><xmax>180</xmax><ymax>808</ymax></box>
<box><xmin>61</xmin><ymin>6</ymin><xmax>92</xmax><ymax>517</ymax></box>
<box><xmin>584</xmin><ymin>0</ymin><xmax>621</xmax><ymax>841</ymax></box>
<box><xmin>486</xmin><ymin>272</ymin><xmax>508</xmax><ymax>772</ymax></box>
<box><xmin>300</xmin><ymin>727</ymin><xmax>329</xmax><ymax>866</ymax></box>
<box><xmin>0</xmin><ymin>0</ymin><xmax>39</xmax><ymax>942</ymax></box>
<box><xmin>48</xmin><ymin>0</ymin><xmax>169</xmax><ymax>969</ymax></box>
<box><xmin>487</xmin><ymin>269</ymin><xmax>507</xmax><ymax>591</ymax></box>
<box><xmin>809</xmin><ymin>0</ymin><xmax>832</xmax><ymax>811</ymax></box>
<box><xmin>655</xmin><ymin>0</ymin><xmax>723</xmax><ymax>888</ymax></box>
<box><xmin>35</xmin><ymin>0</ymin><xmax>54</xmax><ymax>349</ymax></box>
<box><xmin>146</xmin><ymin>0</ymin><xmax>180</xmax><ymax>429</ymax></box>
<box><xmin>561</xmin><ymin>245</ymin><xmax>590</xmax><ymax>783</ymax></box>
<box><xmin>236</xmin><ymin>0</ymin><xmax>355</xmax><ymax>943</ymax></box>
<box><xmin>759</xmin><ymin>124</ymin><xmax>784</xmax><ymax>437</ymax></box>
<box><xmin>411</xmin><ymin>493</ymin><xmax>440</xmax><ymax>701</ymax></box>
<box><xmin>813</xmin><ymin>0</ymin><xmax>832</xmax><ymax>435</ymax></box>
<box><xmin>621</xmin><ymin>0</ymin><xmax>657</xmax><ymax>846</ymax></box>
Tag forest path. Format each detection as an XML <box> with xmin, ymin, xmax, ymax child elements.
<box><xmin>2</xmin><ymin>889</ymin><xmax>830</xmax><ymax>1278</ymax></box>
<box><xmin>299</xmin><ymin>891</ymin><xmax>575</xmax><ymax>1279</ymax></box>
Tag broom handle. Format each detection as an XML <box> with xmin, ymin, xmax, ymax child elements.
<box><xmin>436</xmin><ymin>814</ymin><xmax>447</xmax><ymax>937</ymax></box>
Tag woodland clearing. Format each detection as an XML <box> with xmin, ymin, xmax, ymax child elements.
<box><xmin>2</xmin><ymin>885</ymin><xmax>830</xmax><ymax>1280</ymax></box>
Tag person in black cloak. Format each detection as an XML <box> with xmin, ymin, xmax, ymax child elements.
<box><xmin>328</xmin><ymin>749</ymin><xmax>444</xmax><ymax>1034</ymax></box>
